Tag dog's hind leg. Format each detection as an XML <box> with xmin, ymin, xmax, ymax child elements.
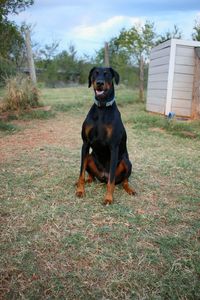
<box><xmin>115</xmin><ymin>158</ymin><xmax>136</xmax><ymax>195</ymax></box>
<box><xmin>86</xmin><ymin>155</ymin><xmax>102</xmax><ymax>182</ymax></box>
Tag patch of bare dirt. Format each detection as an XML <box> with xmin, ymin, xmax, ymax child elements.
<box><xmin>0</xmin><ymin>114</ymin><xmax>83</xmax><ymax>162</ymax></box>
<box><xmin>149</xmin><ymin>127</ymin><xmax>166</xmax><ymax>133</ymax></box>
<box><xmin>0</xmin><ymin>106</ymin><xmax>52</xmax><ymax>121</ymax></box>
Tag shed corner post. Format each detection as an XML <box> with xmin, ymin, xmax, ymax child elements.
<box><xmin>165</xmin><ymin>39</ymin><xmax>176</xmax><ymax>116</ymax></box>
<box><xmin>192</xmin><ymin>47</ymin><xmax>200</xmax><ymax>119</ymax></box>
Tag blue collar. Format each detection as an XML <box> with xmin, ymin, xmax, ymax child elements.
<box><xmin>94</xmin><ymin>97</ymin><xmax>115</xmax><ymax>107</ymax></box>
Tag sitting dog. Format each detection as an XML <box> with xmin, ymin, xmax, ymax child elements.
<box><xmin>76</xmin><ymin>67</ymin><xmax>135</xmax><ymax>204</ymax></box>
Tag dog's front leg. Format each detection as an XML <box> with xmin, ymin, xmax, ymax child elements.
<box><xmin>104</xmin><ymin>146</ymin><xmax>118</xmax><ymax>205</ymax></box>
<box><xmin>76</xmin><ymin>142</ymin><xmax>89</xmax><ymax>197</ymax></box>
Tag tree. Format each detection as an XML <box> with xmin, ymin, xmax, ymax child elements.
<box><xmin>192</xmin><ymin>19</ymin><xmax>200</xmax><ymax>41</ymax></box>
<box><xmin>38</xmin><ymin>41</ymin><xmax>60</xmax><ymax>62</ymax></box>
<box><xmin>0</xmin><ymin>1</ymin><xmax>34</xmax><ymax>82</ymax></box>
<box><xmin>156</xmin><ymin>24</ymin><xmax>182</xmax><ymax>45</ymax></box>
<box><xmin>0</xmin><ymin>20</ymin><xmax>25</xmax><ymax>81</ymax></box>
<box><xmin>94</xmin><ymin>38</ymin><xmax>137</xmax><ymax>87</ymax></box>
<box><xmin>0</xmin><ymin>0</ymin><xmax>34</xmax><ymax>20</ymax></box>
<box><xmin>116</xmin><ymin>21</ymin><xmax>156</xmax><ymax>101</ymax></box>
<box><xmin>0</xmin><ymin>20</ymin><xmax>24</xmax><ymax>60</ymax></box>
<box><xmin>35</xmin><ymin>44</ymin><xmax>85</xmax><ymax>86</ymax></box>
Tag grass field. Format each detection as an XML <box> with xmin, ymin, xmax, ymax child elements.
<box><xmin>0</xmin><ymin>86</ymin><xmax>200</xmax><ymax>299</ymax></box>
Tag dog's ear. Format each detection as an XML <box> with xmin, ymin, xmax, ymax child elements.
<box><xmin>109</xmin><ymin>68</ymin><xmax>120</xmax><ymax>85</ymax></box>
<box><xmin>88</xmin><ymin>67</ymin><xmax>96</xmax><ymax>88</ymax></box>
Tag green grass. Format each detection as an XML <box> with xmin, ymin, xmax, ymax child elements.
<box><xmin>127</xmin><ymin>111</ymin><xmax>200</xmax><ymax>139</ymax></box>
<box><xmin>19</xmin><ymin>110</ymin><xmax>56</xmax><ymax>120</ymax></box>
<box><xmin>0</xmin><ymin>120</ymin><xmax>18</xmax><ymax>133</ymax></box>
<box><xmin>0</xmin><ymin>86</ymin><xmax>200</xmax><ymax>299</ymax></box>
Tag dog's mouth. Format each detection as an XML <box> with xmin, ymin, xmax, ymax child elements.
<box><xmin>95</xmin><ymin>90</ymin><xmax>105</xmax><ymax>96</ymax></box>
<box><xmin>93</xmin><ymin>81</ymin><xmax>112</xmax><ymax>99</ymax></box>
<box><xmin>94</xmin><ymin>88</ymin><xmax>110</xmax><ymax>99</ymax></box>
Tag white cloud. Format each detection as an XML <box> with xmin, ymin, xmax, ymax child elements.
<box><xmin>8</xmin><ymin>2</ymin><xmax>200</xmax><ymax>56</ymax></box>
<box><xmin>72</xmin><ymin>16</ymin><xmax>143</xmax><ymax>42</ymax></box>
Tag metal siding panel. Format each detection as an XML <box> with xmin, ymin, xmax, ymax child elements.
<box><xmin>149</xmin><ymin>56</ymin><xmax>170</xmax><ymax>67</ymax></box>
<box><xmin>173</xmin><ymin>80</ymin><xmax>193</xmax><ymax>90</ymax></box>
<box><xmin>146</xmin><ymin>103</ymin><xmax>165</xmax><ymax>113</ymax></box>
<box><xmin>174</xmin><ymin>64</ymin><xmax>194</xmax><ymax>75</ymax></box>
<box><xmin>172</xmin><ymin>99</ymin><xmax>192</xmax><ymax>109</ymax></box>
<box><xmin>171</xmin><ymin>106</ymin><xmax>191</xmax><ymax>116</ymax></box>
<box><xmin>149</xmin><ymin>64</ymin><xmax>169</xmax><ymax>75</ymax></box>
<box><xmin>151</xmin><ymin>40</ymin><xmax>171</xmax><ymax>52</ymax></box>
<box><xmin>148</xmin><ymin>73</ymin><xmax>169</xmax><ymax>82</ymax></box>
<box><xmin>176</xmin><ymin>45</ymin><xmax>194</xmax><ymax>57</ymax></box>
<box><xmin>150</xmin><ymin>47</ymin><xmax>170</xmax><ymax>60</ymax></box>
<box><xmin>147</xmin><ymin>81</ymin><xmax>168</xmax><ymax>90</ymax></box>
<box><xmin>175</xmin><ymin>56</ymin><xmax>195</xmax><ymax>66</ymax></box>
<box><xmin>173</xmin><ymin>73</ymin><xmax>193</xmax><ymax>83</ymax></box>
<box><xmin>147</xmin><ymin>97</ymin><xmax>166</xmax><ymax>106</ymax></box>
<box><xmin>148</xmin><ymin>89</ymin><xmax>167</xmax><ymax>98</ymax></box>
<box><xmin>172</xmin><ymin>90</ymin><xmax>192</xmax><ymax>100</ymax></box>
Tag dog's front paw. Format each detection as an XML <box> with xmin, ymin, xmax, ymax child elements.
<box><xmin>86</xmin><ymin>174</ymin><xmax>93</xmax><ymax>184</ymax></box>
<box><xmin>103</xmin><ymin>194</ymin><xmax>113</xmax><ymax>205</ymax></box>
<box><xmin>76</xmin><ymin>188</ymin><xmax>85</xmax><ymax>198</ymax></box>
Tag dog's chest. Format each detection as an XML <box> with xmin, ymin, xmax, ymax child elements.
<box><xmin>85</xmin><ymin>122</ymin><xmax>113</xmax><ymax>144</ymax></box>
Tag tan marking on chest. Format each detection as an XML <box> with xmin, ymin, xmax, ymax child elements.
<box><xmin>104</xmin><ymin>125</ymin><xmax>113</xmax><ymax>139</ymax></box>
<box><xmin>85</xmin><ymin>125</ymin><xmax>93</xmax><ymax>138</ymax></box>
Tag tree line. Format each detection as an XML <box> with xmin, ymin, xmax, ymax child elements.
<box><xmin>1</xmin><ymin>0</ymin><xmax>200</xmax><ymax>99</ymax></box>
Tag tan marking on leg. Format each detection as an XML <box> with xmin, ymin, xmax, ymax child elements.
<box><xmin>122</xmin><ymin>178</ymin><xmax>136</xmax><ymax>195</ymax></box>
<box><xmin>104</xmin><ymin>181</ymin><xmax>115</xmax><ymax>205</ymax></box>
<box><xmin>115</xmin><ymin>160</ymin><xmax>136</xmax><ymax>195</ymax></box>
<box><xmin>87</xmin><ymin>155</ymin><xmax>102</xmax><ymax>179</ymax></box>
<box><xmin>86</xmin><ymin>173</ymin><xmax>94</xmax><ymax>184</ymax></box>
<box><xmin>115</xmin><ymin>160</ymin><xmax>125</xmax><ymax>177</ymax></box>
<box><xmin>76</xmin><ymin>156</ymin><xmax>88</xmax><ymax>197</ymax></box>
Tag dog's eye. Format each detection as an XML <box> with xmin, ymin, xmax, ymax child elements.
<box><xmin>95</xmin><ymin>71</ymin><xmax>99</xmax><ymax>75</ymax></box>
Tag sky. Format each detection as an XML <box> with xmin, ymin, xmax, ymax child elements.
<box><xmin>9</xmin><ymin>0</ymin><xmax>200</xmax><ymax>57</ymax></box>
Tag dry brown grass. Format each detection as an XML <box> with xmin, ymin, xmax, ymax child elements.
<box><xmin>2</xmin><ymin>75</ymin><xmax>40</xmax><ymax>112</ymax></box>
<box><xmin>0</xmin><ymin>87</ymin><xmax>200</xmax><ymax>299</ymax></box>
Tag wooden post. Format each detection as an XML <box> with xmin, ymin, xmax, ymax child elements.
<box><xmin>24</xmin><ymin>28</ymin><xmax>37</xmax><ymax>85</ymax></box>
<box><xmin>192</xmin><ymin>47</ymin><xmax>200</xmax><ymax>119</ymax></box>
<box><xmin>139</xmin><ymin>55</ymin><xmax>144</xmax><ymax>102</ymax></box>
<box><xmin>104</xmin><ymin>42</ymin><xmax>110</xmax><ymax>67</ymax></box>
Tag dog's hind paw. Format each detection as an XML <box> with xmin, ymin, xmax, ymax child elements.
<box><xmin>122</xmin><ymin>180</ymin><xmax>136</xmax><ymax>196</ymax></box>
<box><xmin>126</xmin><ymin>187</ymin><xmax>137</xmax><ymax>195</ymax></box>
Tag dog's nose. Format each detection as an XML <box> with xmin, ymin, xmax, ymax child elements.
<box><xmin>96</xmin><ymin>80</ymin><xmax>104</xmax><ymax>86</ymax></box>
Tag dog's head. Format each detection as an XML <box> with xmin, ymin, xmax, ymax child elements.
<box><xmin>88</xmin><ymin>67</ymin><xmax>119</xmax><ymax>100</ymax></box>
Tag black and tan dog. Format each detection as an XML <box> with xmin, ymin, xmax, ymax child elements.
<box><xmin>76</xmin><ymin>67</ymin><xmax>136</xmax><ymax>204</ymax></box>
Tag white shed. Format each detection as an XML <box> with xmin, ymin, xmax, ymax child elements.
<box><xmin>146</xmin><ymin>39</ymin><xmax>200</xmax><ymax>118</ymax></box>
